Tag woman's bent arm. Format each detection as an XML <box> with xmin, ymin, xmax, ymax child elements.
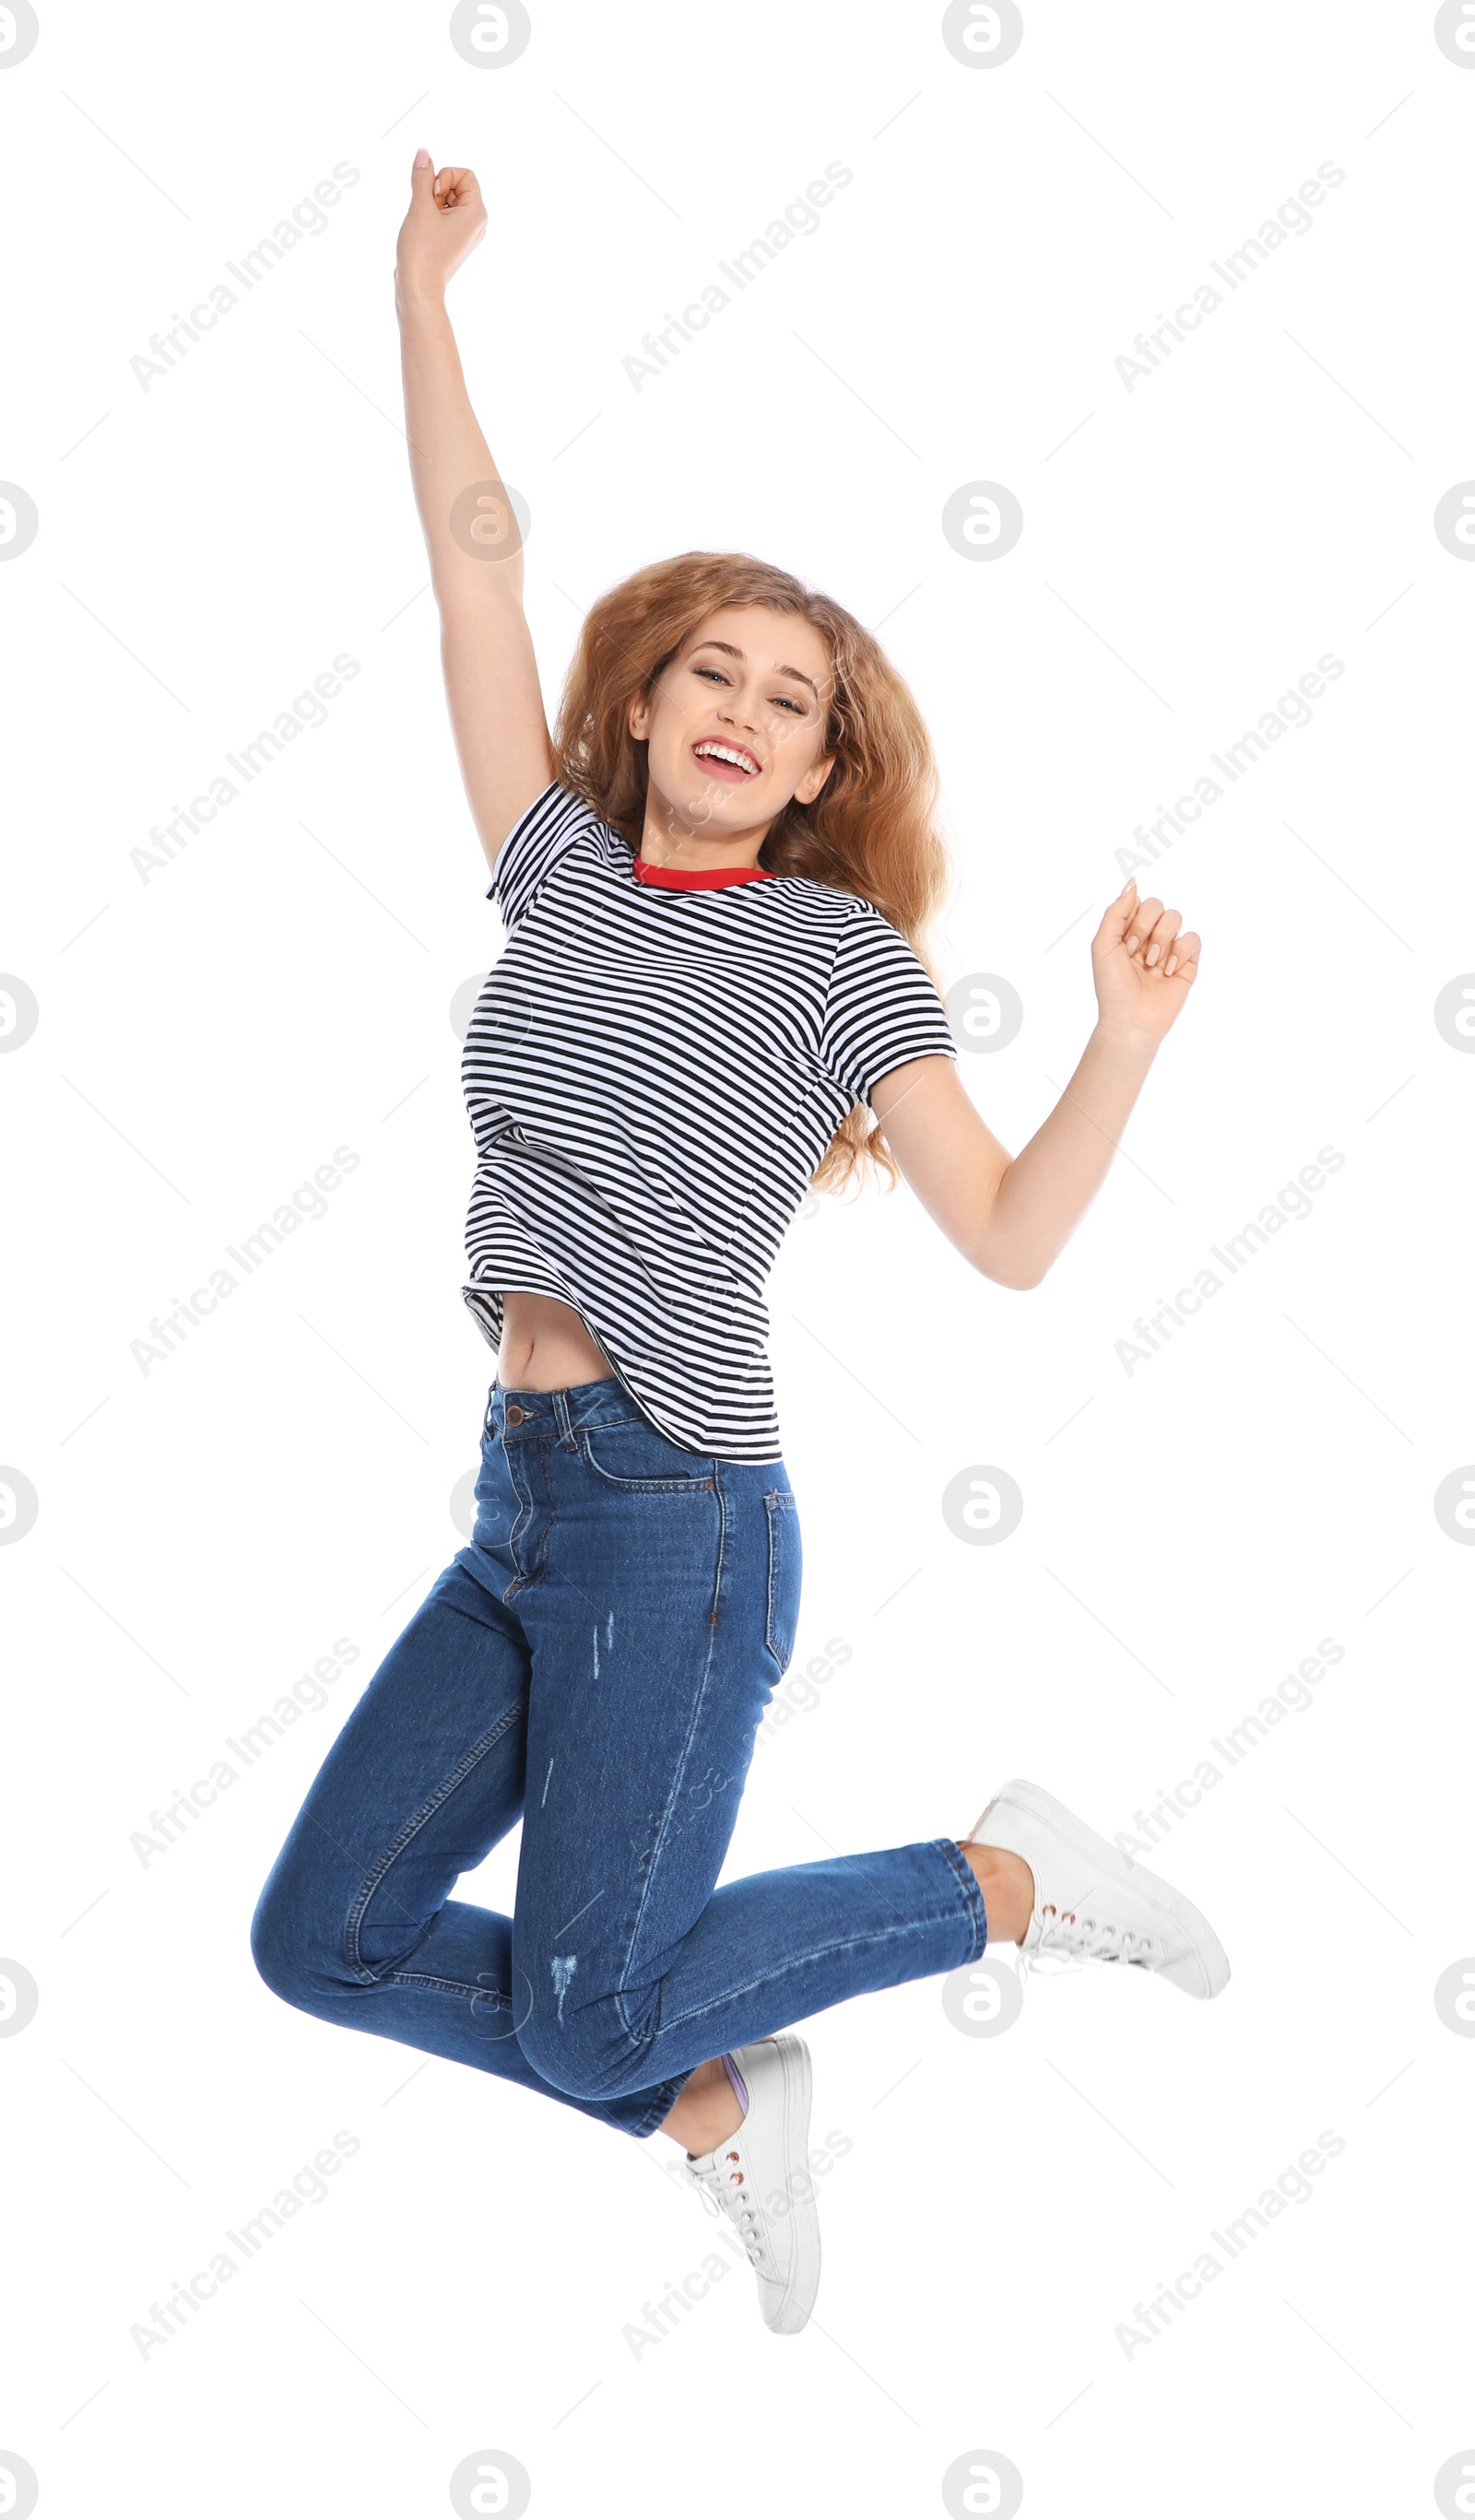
<box><xmin>873</xmin><ymin>879</ymin><xmax>1202</xmax><ymax>1289</ymax></box>
<box><xmin>874</xmin><ymin>1026</ymin><xmax>1159</xmax><ymax>1289</ymax></box>
<box><xmin>395</xmin><ymin>157</ymin><xmax>553</xmax><ymax>869</ymax></box>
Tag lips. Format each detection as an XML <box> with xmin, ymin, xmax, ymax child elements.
<box><xmin>691</xmin><ymin>740</ymin><xmax>760</xmax><ymax>782</ymax></box>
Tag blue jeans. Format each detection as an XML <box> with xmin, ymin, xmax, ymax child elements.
<box><xmin>251</xmin><ymin>1372</ymin><xmax>988</xmax><ymax>2137</ymax></box>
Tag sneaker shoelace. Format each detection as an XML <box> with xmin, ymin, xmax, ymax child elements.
<box><xmin>1020</xmin><ymin>1902</ymin><xmax>1160</xmax><ymax>1992</ymax></box>
<box><xmin>684</xmin><ymin>2144</ymin><xmax>772</xmax><ymax>2273</ymax></box>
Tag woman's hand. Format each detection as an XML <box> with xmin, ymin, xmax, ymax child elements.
<box><xmin>1091</xmin><ymin>877</ymin><xmax>1201</xmax><ymax>1042</ymax></box>
<box><xmin>395</xmin><ymin>152</ymin><xmax>488</xmax><ymax>309</ymax></box>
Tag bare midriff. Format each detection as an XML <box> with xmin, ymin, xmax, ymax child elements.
<box><xmin>498</xmin><ymin>1289</ymin><xmax>615</xmax><ymax>1392</ymax></box>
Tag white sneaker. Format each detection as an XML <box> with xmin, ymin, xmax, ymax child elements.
<box><xmin>964</xmin><ymin>1779</ymin><xmax>1231</xmax><ymax>1998</ymax></box>
<box><xmin>681</xmin><ymin>2035</ymin><xmax>820</xmax><ymax>2335</ymax></box>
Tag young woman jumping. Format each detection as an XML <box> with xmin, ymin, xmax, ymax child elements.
<box><xmin>250</xmin><ymin>152</ymin><xmax>1229</xmax><ymax>2337</ymax></box>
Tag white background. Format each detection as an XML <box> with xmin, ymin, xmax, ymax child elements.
<box><xmin>3</xmin><ymin>1</ymin><xmax>1473</xmax><ymax>2514</ymax></box>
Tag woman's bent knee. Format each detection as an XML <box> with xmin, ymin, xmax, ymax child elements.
<box><xmin>515</xmin><ymin>2000</ymin><xmax>652</xmax><ymax>2103</ymax></box>
<box><xmin>249</xmin><ymin>1871</ymin><xmax>351</xmax><ymax>2010</ymax></box>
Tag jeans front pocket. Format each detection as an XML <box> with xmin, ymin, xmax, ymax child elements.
<box><xmin>763</xmin><ymin>1490</ymin><xmax>802</xmax><ymax>1675</ymax></box>
<box><xmin>576</xmin><ymin>1416</ymin><xmax>715</xmax><ymax>1493</ymax></box>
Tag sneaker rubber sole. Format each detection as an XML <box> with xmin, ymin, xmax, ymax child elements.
<box><xmin>763</xmin><ymin>2031</ymin><xmax>820</xmax><ymax>2334</ymax></box>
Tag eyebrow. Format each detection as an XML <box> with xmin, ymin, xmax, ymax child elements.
<box><xmin>688</xmin><ymin>639</ymin><xmax>820</xmax><ymax>701</ymax></box>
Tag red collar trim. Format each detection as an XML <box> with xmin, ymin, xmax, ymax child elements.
<box><xmin>631</xmin><ymin>854</ymin><xmax>774</xmax><ymax>890</ymax></box>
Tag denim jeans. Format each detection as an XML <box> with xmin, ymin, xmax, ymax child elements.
<box><xmin>251</xmin><ymin>1372</ymin><xmax>988</xmax><ymax>2138</ymax></box>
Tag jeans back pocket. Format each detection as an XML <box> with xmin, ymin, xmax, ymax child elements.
<box><xmin>763</xmin><ymin>1490</ymin><xmax>802</xmax><ymax>1674</ymax></box>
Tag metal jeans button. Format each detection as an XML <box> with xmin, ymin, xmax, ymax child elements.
<box><xmin>505</xmin><ymin>1404</ymin><xmax>525</xmax><ymax>1426</ymax></box>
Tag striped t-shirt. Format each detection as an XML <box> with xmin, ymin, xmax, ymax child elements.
<box><xmin>459</xmin><ymin>781</ymin><xmax>958</xmax><ymax>1461</ymax></box>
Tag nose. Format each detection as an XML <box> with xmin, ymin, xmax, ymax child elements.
<box><xmin>717</xmin><ymin>698</ymin><xmax>761</xmax><ymax>747</ymax></box>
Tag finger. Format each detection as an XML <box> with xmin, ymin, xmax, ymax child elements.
<box><xmin>1124</xmin><ymin>894</ymin><xmax>1164</xmax><ymax>956</ymax></box>
<box><xmin>1098</xmin><ymin>877</ymin><xmax>1139</xmax><ymax>946</ymax></box>
<box><xmin>433</xmin><ymin>166</ymin><xmax>482</xmax><ymax>210</ymax></box>
<box><xmin>1139</xmin><ymin>908</ymin><xmax>1183</xmax><ymax>968</ymax></box>
<box><xmin>1162</xmin><ymin>930</ymin><xmax>1201</xmax><ymax>981</ymax></box>
<box><xmin>410</xmin><ymin>146</ymin><xmax>437</xmax><ymax>201</ymax></box>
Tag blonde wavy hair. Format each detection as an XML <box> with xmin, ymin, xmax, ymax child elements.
<box><xmin>551</xmin><ymin>551</ymin><xmax>954</xmax><ymax>1195</ymax></box>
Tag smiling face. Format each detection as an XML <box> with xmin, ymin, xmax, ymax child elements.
<box><xmin>628</xmin><ymin>605</ymin><xmax>837</xmax><ymax>850</ymax></box>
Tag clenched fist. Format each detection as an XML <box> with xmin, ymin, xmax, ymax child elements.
<box><xmin>1092</xmin><ymin>878</ymin><xmax>1202</xmax><ymax>1041</ymax></box>
<box><xmin>395</xmin><ymin>152</ymin><xmax>488</xmax><ymax>309</ymax></box>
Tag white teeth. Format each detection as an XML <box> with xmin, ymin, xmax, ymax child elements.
<box><xmin>694</xmin><ymin>743</ymin><xmax>757</xmax><ymax>773</ymax></box>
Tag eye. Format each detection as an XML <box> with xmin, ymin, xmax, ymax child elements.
<box><xmin>693</xmin><ymin>665</ymin><xmax>729</xmax><ymax>685</ymax></box>
<box><xmin>771</xmin><ymin>695</ymin><xmax>805</xmax><ymax>715</ymax></box>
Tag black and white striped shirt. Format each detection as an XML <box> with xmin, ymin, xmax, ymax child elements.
<box><xmin>460</xmin><ymin>782</ymin><xmax>958</xmax><ymax>1460</ymax></box>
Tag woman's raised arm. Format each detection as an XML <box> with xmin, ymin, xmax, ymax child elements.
<box><xmin>395</xmin><ymin>153</ymin><xmax>554</xmax><ymax>871</ymax></box>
